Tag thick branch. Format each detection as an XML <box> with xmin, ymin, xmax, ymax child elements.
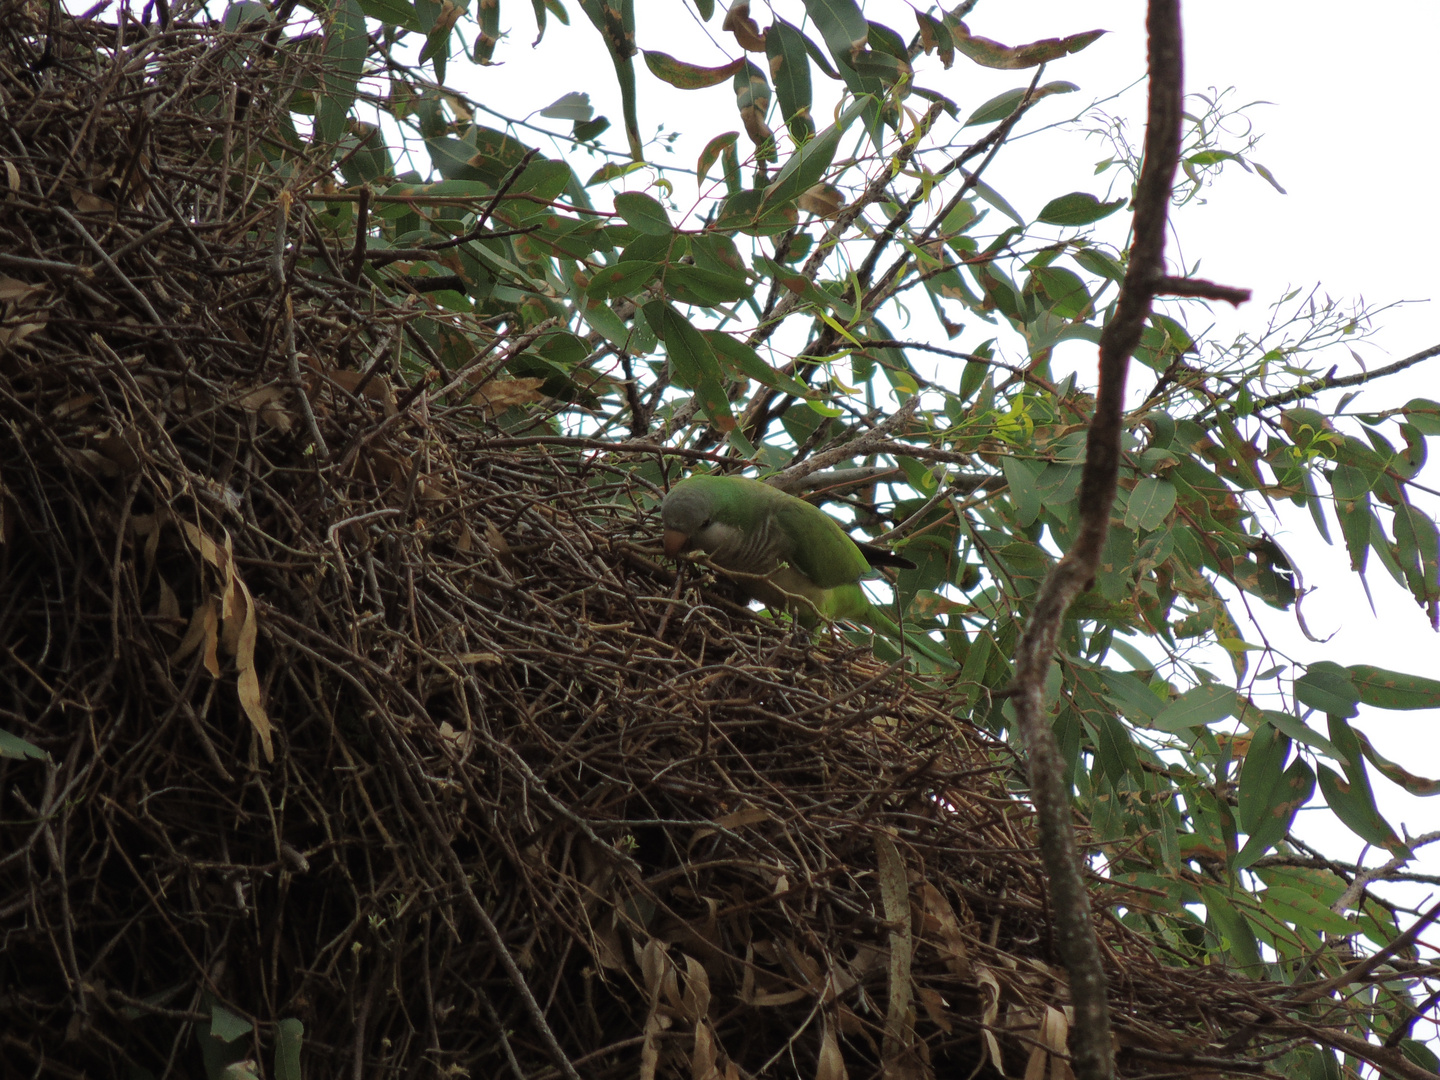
<box><xmin>1154</xmin><ymin>274</ymin><xmax>1251</xmax><ymax>305</ymax></box>
<box><xmin>1006</xmin><ymin>5</ymin><xmax>1189</xmax><ymax>1080</ymax></box>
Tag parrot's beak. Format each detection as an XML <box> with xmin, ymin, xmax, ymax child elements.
<box><xmin>663</xmin><ymin>529</ymin><xmax>692</xmax><ymax>559</ymax></box>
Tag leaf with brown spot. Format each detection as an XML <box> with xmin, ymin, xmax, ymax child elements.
<box><xmin>643</xmin><ymin>50</ymin><xmax>744</xmax><ymax>88</ymax></box>
<box><xmin>948</xmin><ymin>19</ymin><xmax>1104</xmax><ymax>70</ymax></box>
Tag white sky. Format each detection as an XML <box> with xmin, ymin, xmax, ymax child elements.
<box><xmin>445</xmin><ymin>0</ymin><xmax>1440</xmax><ymax>958</ymax></box>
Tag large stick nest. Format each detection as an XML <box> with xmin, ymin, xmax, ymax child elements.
<box><xmin>0</xmin><ymin>6</ymin><xmax>1381</xmax><ymax>1079</ymax></box>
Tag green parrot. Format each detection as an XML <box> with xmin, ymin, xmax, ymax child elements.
<box><xmin>660</xmin><ymin>474</ymin><xmax>955</xmax><ymax>668</ymax></box>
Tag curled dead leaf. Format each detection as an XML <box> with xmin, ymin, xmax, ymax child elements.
<box><xmin>722</xmin><ymin>1</ymin><xmax>767</xmax><ymax>51</ymax></box>
<box><xmin>798</xmin><ymin>183</ymin><xmax>845</xmax><ymax>219</ymax></box>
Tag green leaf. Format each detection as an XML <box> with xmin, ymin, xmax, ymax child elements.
<box><xmin>358</xmin><ymin>0</ymin><xmax>421</xmax><ymax>31</ymax></box>
<box><xmin>963</xmin><ymin>81</ymin><xmax>1077</xmax><ymax>126</ymax></box>
<box><xmin>762</xmin><ymin>97</ymin><xmax>863</xmax><ymax>210</ymax></box>
<box><xmin>715</xmin><ymin>189</ymin><xmax>798</xmax><ymax>236</ymax></box>
<box><xmin>799</xmin><ymin>0</ymin><xmax>868</xmax><ymax>69</ymax></box>
<box><xmin>316</xmin><ymin>0</ymin><xmax>368</xmax><ymax>146</ymax></box>
<box><xmin>1001</xmin><ymin>456</ymin><xmax>1043</xmax><ymax>527</ymax></box>
<box><xmin>703</xmin><ymin>332</ymin><xmax>810</xmax><ymax>396</ymax></box>
<box><xmin>0</xmin><ymin>727</ymin><xmax>46</xmax><ymax>760</ymax></box>
<box><xmin>972</xmin><ymin>180</ymin><xmax>1024</xmax><ymax>227</ymax></box>
<box><xmin>475</xmin><ymin>0</ymin><xmax>501</xmax><ymax>63</ymax></box>
<box><xmin>643</xmin><ymin>301</ymin><xmax>736</xmax><ymax>432</ymax></box>
<box><xmin>1316</xmin><ymin>762</ymin><xmax>1408</xmax><ymax>855</ymax></box>
<box><xmin>766</xmin><ymin>21</ymin><xmax>814</xmax><ymax>140</ymax></box>
<box><xmin>1236</xmin><ymin>757</ymin><xmax>1314</xmax><ymax>870</ymax></box>
<box><xmin>587</xmin><ymin>160</ymin><xmax>646</xmax><ymax>186</ymax></box>
<box><xmin>576</xmin><ymin>0</ymin><xmax>643</xmax><ymax>159</ymax></box>
<box><xmin>539</xmin><ymin>91</ymin><xmax>592</xmax><ymax>121</ymax></box>
<box><xmin>1294</xmin><ymin>662</ymin><xmax>1360</xmax><ymax>719</ymax></box>
<box><xmin>209</xmin><ymin>1004</ymin><xmax>253</xmax><ymax>1043</ymax></box>
<box><xmin>642</xmin><ymin>50</ymin><xmax>744</xmax><ymax>88</ymax></box>
<box><xmin>732</xmin><ymin>59</ymin><xmax>775</xmax><ymax>157</ymax></box>
<box><xmin>585</xmin><ymin>260</ymin><xmax>659</xmax><ymax>299</ymax></box>
<box><xmin>1150</xmin><ymin>685</ymin><xmax>1237</xmax><ymax>733</ymax></box>
<box><xmin>1098</xmin><ymin>669</ymin><xmax>1162</xmax><ymax>724</ymax></box>
<box><xmin>1123</xmin><ymin>478</ymin><xmax>1176</xmax><ymax>532</ymax></box>
<box><xmin>1037</xmin><ymin>192</ymin><xmax>1128</xmax><ymax>226</ymax></box>
<box><xmin>1237</xmin><ymin>723</ymin><xmax>1290</xmax><ymax>840</ymax></box>
<box><xmin>697</xmin><ymin>131</ymin><xmax>739</xmax><ymax>188</ymax></box>
<box><xmin>1199</xmin><ymin>886</ymin><xmax>1263</xmax><ymax>971</ymax></box>
<box><xmin>1346</xmin><ymin>663</ymin><xmax>1440</xmax><ymax>710</ymax></box>
<box><xmin>573</xmin><ymin>115</ymin><xmax>610</xmax><ymax>142</ymax></box>
<box><xmin>1259</xmin><ymin>709</ymin><xmax>1339</xmax><ymax>760</ymax></box>
<box><xmin>613</xmin><ymin>191</ymin><xmax>672</xmax><ymax>235</ymax></box>
<box><xmin>1328</xmin><ymin>464</ymin><xmax>1371</xmax><ymax>572</ymax></box>
<box><xmin>1032</xmin><ymin>266</ymin><xmax>1090</xmax><ymax>318</ymax></box>
<box><xmin>1258</xmin><ymin>885</ymin><xmax>1359</xmax><ymax>937</ymax></box>
<box><xmin>275</xmin><ymin>1019</ymin><xmax>304</xmax><ymax>1080</ymax></box>
<box><xmin>1403</xmin><ymin>397</ymin><xmax>1440</xmax><ymax>436</ymax></box>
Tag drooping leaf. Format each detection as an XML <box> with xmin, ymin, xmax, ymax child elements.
<box><xmin>576</xmin><ymin>0</ymin><xmax>643</xmax><ymax>159</ymax></box>
<box><xmin>643</xmin><ymin>301</ymin><xmax>736</xmax><ymax>432</ymax></box>
<box><xmin>1316</xmin><ymin>762</ymin><xmax>1409</xmax><ymax>855</ymax></box>
<box><xmin>696</xmin><ymin>131</ymin><xmax>740</xmax><ymax>188</ymax></box>
<box><xmin>316</xmin><ymin>0</ymin><xmax>368</xmax><ymax>146</ymax></box>
<box><xmin>799</xmin><ymin>0</ymin><xmax>867</xmax><ymax>70</ymax></box>
<box><xmin>945</xmin><ymin>19</ymin><xmax>1105</xmax><ymax>70</ymax></box>
<box><xmin>766</xmin><ymin>20</ymin><xmax>814</xmax><ymax>140</ymax></box>
<box><xmin>732</xmin><ymin>60</ymin><xmax>775</xmax><ymax>157</ymax></box>
<box><xmin>642</xmin><ymin>50</ymin><xmax>745</xmax><ymax>88</ymax></box>
<box><xmin>475</xmin><ymin>0</ymin><xmax>501</xmax><ymax>63</ymax></box>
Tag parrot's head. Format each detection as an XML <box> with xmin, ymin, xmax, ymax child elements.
<box><xmin>660</xmin><ymin>479</ymin><xmax>732</xmax><ymax>560</ymax></box>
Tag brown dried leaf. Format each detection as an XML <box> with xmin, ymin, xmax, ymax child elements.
<box><xmin>920</xmin><ymin>883</ymin><xmax>971</xmax><ymax>976</ymax></box>
<box><xmin>816</xmin><ymin>1020</ymin><xmax>847</xmax><ymax>1080</ymax></box>
<box><xmin>692</xmin><ymin>1020</ymin><xmax>720</xmax><ymax>1080</ymax></box>
<box><xmin>326</xmin><ymin>366</ymin><xmax>398</xmax><ymax>415</ymax></box>
<box><xmin>0</xmin><ymin>275</ymin><xmax>47</xmax><ymax>305</ymax></box>
<box><xmin>69</xmin><ymin>187</ymin><xmax>113</xmax><ymax>213</ymax></box>
<box><xmin>875</xmin><ymin>834</ymin><xmax>914</xmax><ymax>1070</ymax></box>
<box><xmin>470</xmin><ymin>376</ymin><xmax>545</xmax><ymax>416</ymax></box>
<box><xmin>798</xmin><ymin>183</ymin><xmax>845</xmax><ymax>218</ymax></box>
<box><xmin>157</xmin><ymin>576</ymin><xmax>180</xmax><ymax>621</ymax></box>
<box><xmin>170</xmin><ymin>596</ymin><xmax>213</xmax><ymax>665</ymax></box>
<box><xmin>721</xmin><ymin>1</ymin><xmax>767</xmax><ymax>51</ymax></box>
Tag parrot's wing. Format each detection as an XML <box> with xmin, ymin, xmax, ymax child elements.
<box><xmin>772</xmin><ymin>498</ymin><xmax>873</xmax><ymax>590</ymax></box>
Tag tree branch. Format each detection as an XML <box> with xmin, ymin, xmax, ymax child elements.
<box><xmin>1005</xmin><ymin>5</ymin><xmax>1189</xmax><ymax>1079</ymax></box>
<box><xmin>1154</xmin><ymin>274</ymin><xmax>1251</xmax><ymax>305</ymax></box>
<box><xmin>1251</xmin><ymin>341</ymin><xmax>1440</xmax><ymax>412</ymax></box>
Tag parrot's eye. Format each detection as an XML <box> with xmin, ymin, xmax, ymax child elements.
<box><xmin>700</xmin><ymin>518</ymin><xmax>713</xmax><ymax>529</ymax></box>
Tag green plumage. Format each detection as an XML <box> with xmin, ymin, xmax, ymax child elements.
<box><xmin>660</xmin><ymin>475</ymin><xmax>955</xmax><ymax>668</ymax></box>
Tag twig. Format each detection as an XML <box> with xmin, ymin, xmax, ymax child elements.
<box><xmin>1006</xmin><ymin>6</ymin><xmax>1188</xmax><ymax>1079</ymax></box>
